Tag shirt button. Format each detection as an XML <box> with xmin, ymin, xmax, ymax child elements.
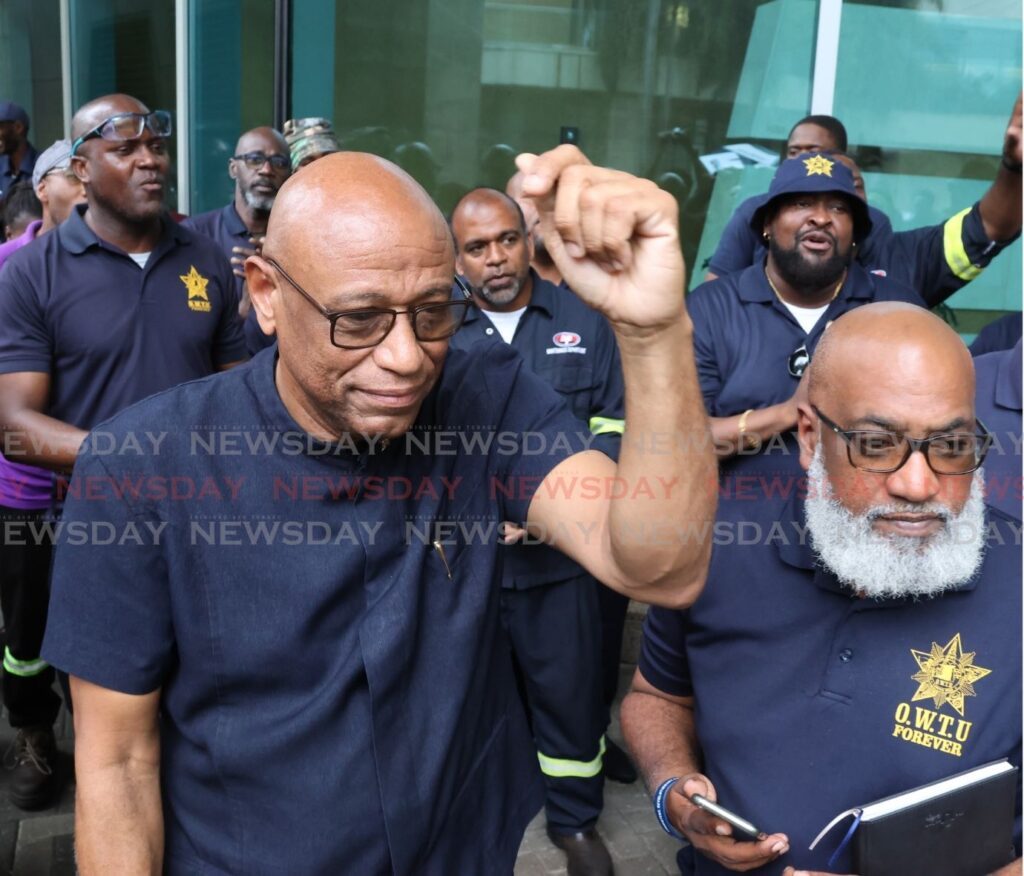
<box><xmin>838</xmin><ymin>648</ymin><xmax>853</xmax><ymax>663</ymax></box>
<box><xmin>485</xmin><ymin>327</ymin><xmax>494</xmax><ymax>335</ymax></box>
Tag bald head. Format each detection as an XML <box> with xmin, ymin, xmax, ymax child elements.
<box><xmin>235</xmin><ymin>126</ymin><xmax>288</xmax><ymax>156</ymax></box>
<box><xmin>71</xmin><ymin>94</ymin><xmax>149</xmax><ymax>141</ymax></box>
<box><xmin>450</xmin><ymin>187</ymin><xmax>526</xmax><ymax>243</ymax></box>
<box><xmin>264</xmin><ymin>151</ymin><xmax>452</xmax><ymax>268</ymax></box>
<box><xmin>809</xmin><ymin>303</ymin><xmax>973</xmax><ymax>406</ymax></box>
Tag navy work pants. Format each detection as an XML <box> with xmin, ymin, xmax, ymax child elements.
<box><xmin>0</xmin><ymin>506</ymin><xmax>61</xmax><ymax>728</ymax></box>
<box><xmin>500</xmin><ymin>575</ymin><xmax>605</xmax><ymax>833</ymax></box>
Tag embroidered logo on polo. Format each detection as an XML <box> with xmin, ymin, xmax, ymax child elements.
<box><xmin>890</xmin><ymin>633</ymin><xmax>991</xmax><ymax>757</ymax></box>
<box><xmin>181</xmin><ymin>265</ymin><xmax>211</xmax><ymax>312</ymax></box>
<box><xmin>803</xmin><ymin>155</ymin><xmax>834</xmax><ymax>177</ymax></box>
<box><xmin>546</xmin><ymin>331</ymin><xmax>586</xmax><ymax>355</ymax></box>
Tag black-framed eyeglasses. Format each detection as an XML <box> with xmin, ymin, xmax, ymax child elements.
<box><xmin>263</xmin><ymin>256</ymin><xmax>474</xmax><ymax>350</ymax></box>
<box><xmin>70</xmin><ymin>110</ymin><xmax>173</xmax><ymax>156</ymax></box>
<box><xmin>232</xmin><ymin>152</ymin><xmax>290</xmax><ymax>171</ymax></box>
<box><xmin>812</xmin><ymin>405</ymin><xmax>991</xmax><ymax>475</ymax></box>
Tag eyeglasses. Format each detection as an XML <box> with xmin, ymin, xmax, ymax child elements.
<box><xmin>263</xmin><ymin>256</ymin><xmax>474</xmax><ymax>349</ymax></box>
<box><xmin>42</xmin><ymin>166</ymin><xmax>78</xmax><ymax>182</ymax></box>
<box><xmin>70</xmin><ymin>110</ymin><xmax>173</xmax><ymax>156</ymax></box>
<box><xmin>232</xmin><ymin>152</ymin><xmax>290</xmax><ymax>171</ymax></box>
<box><xmin>813</xmin><ymin>406</ymin><xmax>991</xmax><ymax>475</ymax></box>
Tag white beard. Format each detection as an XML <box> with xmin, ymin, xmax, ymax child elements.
<box><xmin>243</xmin><ymin>188</ymin><xmax>275</xmax><ymax>213</ymax></box>
<box><xmin>804</xmin><ymin>446</ymin><xmax>987</xmax><ymax>599</ymax></box>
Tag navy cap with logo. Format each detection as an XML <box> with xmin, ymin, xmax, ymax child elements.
<box><xmin>0</xmin><ymin>101</ymin><xmax>30</xmax><ymax>128</ymax></box>
<box><xmin>750</xmin><ymin>152</ymin><xmax>872</xmax><ymax>241</ymax></box>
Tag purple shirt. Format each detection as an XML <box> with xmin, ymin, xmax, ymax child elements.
<box><xmin>0</xmin><ymin>220</ymin><xmax>52</xmax><ymax>509</ymax></box>
<box><xmin>0</xmin><ymin>220</ymin><xmax>42</xmax><ymax>271</ymax></box>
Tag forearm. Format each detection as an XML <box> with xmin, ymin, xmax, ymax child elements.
<box><xmin>608</xmin><ymin>317</ymin><xmax>716</xmax><ymax>600</ymax></box>
<box><xmin>992</xmin><ymin>858</ymin><xmax>1021</xmax><ymax>875</ymax></box>
<box><xmin>620</xmin><ymin>688</ymin><xmax>702</xmax><ymax>794</ymax></box>
<box><xmin>710</xmin><ymin>400</ymin><xmax>797</xmax><ymax>459</ymax></box>
<box><xmin>75</xmin><ymin>756</ymin><xmax>163</xmax><ymax>874</ymax></box>
<box><xmin>979</xmin><ymin>164</ymin><xmax>1022</xmax><ymax>242</ymax></box>
<box><xmin>1</xmin><ymin>410</ymin><xmax>86</xmax><ymax>471</ymax></box>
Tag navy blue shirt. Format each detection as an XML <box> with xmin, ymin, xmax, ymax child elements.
<box><xmin>707</xmin><ymin>195</ymin><xmax>1014</xmax><ymax>307</ymax></box>
<box><xmin>182</xmin><ymin>203</ymin><xmax>276</xmax><ymax>356</ymax></box>
<box><xmin>43</xmin><ymin>342</ymin><xmax>588</xmax><ymax>874</ymax></box>
<box><xmin>0</xmin><ymin>142</ymin><xmax>38</xmax><ymax>200</ymax></box>
<box><xmin>689</xmin><ymin>261</ymin><xmax>923</xmax><ymax>418</ymax></box>
<box><xmin>449</xmin><ymin>271</ymin><xmax>625</xmax><ymax>589</ymax></box>
<box><xmin>0</xmin><ymin>204</ymin><xmax>246</xmax><ymax>430</ymax></box>
<box><xmin>975</xmin><ymin>340</ymin><xmax>1022</xmax><ymax>520</ymax></box>
<box><xmin>639</xmin><ymin>488</ymin><xmax>1022</xmax><ymax>875</ymax></box>
<box><xmin>971</xmin><ymin>312</ymin><xmax>1023</xmax><ymax>356</ymax></box>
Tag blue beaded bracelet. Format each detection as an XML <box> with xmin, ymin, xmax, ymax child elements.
<box><xmin>654</xmin><ymin>777</ymin><xmax>686</xmax><ymax>840</ymax></box>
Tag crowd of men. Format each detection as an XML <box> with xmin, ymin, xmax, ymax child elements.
<box><xmin>0</xmin><ymin>88</ymin><xmax>1019</xmax><ymax>876</ymax></box>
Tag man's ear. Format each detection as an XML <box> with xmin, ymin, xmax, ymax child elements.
<box><xmin>245</xmin><ymin>256</ymin><xmax>278</xmax><ymax>336</ymax></box>
<box><xmin>70</xmin><ymin>155</ymin><xmax>89</xmax><ymax>186</ymax></box>
<box><xmin>454</xmin><ymin>251</ymin><xmax>465</xmax><ymax>276</ymax></box>
<box><xmin>228</xmin><ymin>158</ymin><xmax>238</xmax><ymax>181</ymax></box>
<box><xmin>34</xmin><ymin>180</ymin><xmax>48</xmax><ymax>210</ymax></box>
<box><xmin>796</xmin><ymin>402</ymin><xmax>818</xmax><ymax>472</ymax></box>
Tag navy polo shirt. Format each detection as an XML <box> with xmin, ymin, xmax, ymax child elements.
<box><xmin>449</xmin><ymin>270</ymin><xmax>625</xmax><ymax>589</ymax></box>
<box><xmin>182</xmin><ymin>203</ymin><xmax>277</xmax><ymax>356</ymax></box>
<box><xmin>0</xmin><ymin>204</ymin><xmax>246</xmax><ymax>430</ymax></box>
<box><xmin>971</xmin><ymin>312</ymin><xmax>1023</xmax><ymax>356</ymax></box>
<box><xmin>689</xmin><ymin>260</ymin><xmax>923</xmax><ymax>418</ymax></box>
<box><xmin>182</xmin><ymin>202</ymin><xmax>250</xmax><ymax>298</ymax></box>
<box><xmin>707</xmin><ymin>195</ymin><xmax>1013</xmax><ymax>307</ymax></box>
<box><xmin>0</xmin><ymin>143</ymin><xmax>38</xmax><ymax>200</ymax></box>
<box><xmin>975</xmin><ymin>340</ymin><xmax>1022</xmax><ymax>520</ymax></box>
<box><xmin>639</xmin><ymin>487</ymin><xmax>1022</xmax><ymax>875</ymax></box>
<box><xmin>43</xmin><ymin>342</ymin><xmax>588</xmax><ymax>874</ymax></box>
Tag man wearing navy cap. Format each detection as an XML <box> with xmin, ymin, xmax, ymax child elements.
<box><xmin>184</xmin><ymin>126</ymin><xmax>291</xmax><ymax>354</ymax></box>
<box><xmin>0</xmin><ymin>101</ymin><xmax>37</xmax><ymax>201</ymax></box>
<box><xmin>39</xmin><ymin>147</ymin><xmax>716</xmax><ymax>874</ymax></box>
<box><xmin>689</xmin><ymin>151</ymin><xmax>925</xmax><ymax>459</ymax></box>
<box><xmin>623</xmin><ymin>303</ymin><xmax>1021</xmax><ymax>875</ymax></box>
<box><xmin>704</xmin><ymin>95</ymin><xmax>1022</xmax><ymax>303</ymax></box>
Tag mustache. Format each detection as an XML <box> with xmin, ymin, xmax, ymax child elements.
<box><xmin>797</xmin><ymin>229</ymin><xmax>837</xmax><ymax>246</ymax></box>
<box><xmin>865</xmin><ymin>503</ymin><xmax>952</xmax><ymax>523</ymax></box>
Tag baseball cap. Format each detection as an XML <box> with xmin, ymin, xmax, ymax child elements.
<box><xmin>32</xmin><ymin>139</ymin><xmax>74</xmax><ymax>190</ymax></box>
<box><xmin>750</xmin><ymin>152</ymin><xmax>872</xmax><ymax>241</ymax></box>
<box><xmin>0</xmin><ymin>101</ymin><xmax>30</xmax><ymax>128</ymax></box>
<box><xmin>283</xmin><ymin>117</ymin><xmax>340</xmax><ymax>171</ymax></box>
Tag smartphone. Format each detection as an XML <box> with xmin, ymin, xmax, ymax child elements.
<box><xmin>689</xmin><ymin>794</ymin><xmax>763</xmax><ymax>840</ymax></box>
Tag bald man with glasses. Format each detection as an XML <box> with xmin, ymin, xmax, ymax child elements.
<box><xmin>622</xmin><ymin>303</ymin><xmax>1021</xmax><ymax>876</ymax></box>
<box><xmin>40</xmin><ymin>146</ymin><xmax>716</xmax><ymax>874</ymax></box>
<box><xmin>184</xmin><ymin>126</ymin><xmax>292</xmax><ymax>353</ymax></box>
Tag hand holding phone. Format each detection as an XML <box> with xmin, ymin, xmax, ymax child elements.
<box><xmin>689</xmin><ymin>793</ymin><xmax>764</xmax><ymax>840</ymax></box>
<box><xmin>669</xmin><ymin>774</ymin><xmax>791</xmax><ymax>871</ymax></box>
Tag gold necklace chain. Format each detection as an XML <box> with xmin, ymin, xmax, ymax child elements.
<box><xmin>765</xmin><ymin>269</ymin><xmax>844</xmax><ymax>306</ymax></box>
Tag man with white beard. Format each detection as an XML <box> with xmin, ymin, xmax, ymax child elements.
<box><xmin>621</xmin><ymin>302</ymin><xmax>1021</xmax><ymax>876</ymax></box>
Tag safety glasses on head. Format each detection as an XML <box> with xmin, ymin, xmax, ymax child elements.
<box><xmin>70</xmin><ymin>110</ymin><xmax>173</xmax><ymax>157</ymax></box>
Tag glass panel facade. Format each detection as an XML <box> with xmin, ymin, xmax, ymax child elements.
<box><xmin>189</xmin><ymin>0</ymin><xmax>276</xmax><ymax>215</ymax></box>
<box><xmin>68</xmin><ymin>0</ymin><xmax>178</xmax><ymax>206</ymax></box>
<box><xmin>0</xmin><ymin>0</ymin><xmax>64</xmax><ymax>150</ymax></box>
<box><xmin>834</xmin><ymin>0</ymin><xmax>1022</xmax><ymax>334</ymax></box>
<box><xmin>291</xmin><ymin>0</ymin><xmax>779</xmax><ymax>271</ymax></box>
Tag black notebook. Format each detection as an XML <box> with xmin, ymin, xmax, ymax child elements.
<box><xmin>809</xmin><ymin>759</ymin><xmax>1018</xmax><ymax>876</ymax></box>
